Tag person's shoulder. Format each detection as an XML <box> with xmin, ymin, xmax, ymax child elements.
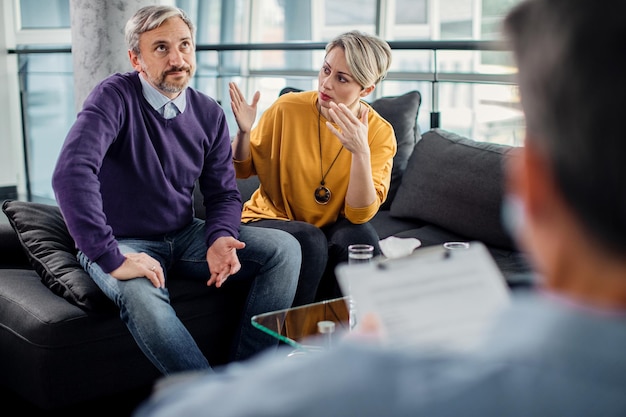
<box><xmin>82</xmin><ymin>72</ymin><xmax>140</xmax><ymax>109</ymax></box>
<box><xmin>93</xmin><ymin>71</ymin><xmax>140</xmax><ymax>97</ymax></box>
<box><xmin>267</xmin><ymin>90</ymin><xmax>316</xmax><ymax>118</ymax></box>
<box><xmin>186</xmin><ymin>88</ymin><xmax>223</xmax><ymax>110</ymax></box>
<box><xmin>275</xmin><ymin>89</ymin><xmax>316</xmax><ymax>106</ymax></box>
<box><xmin>99</xmin><ymin>71</ymin><xmax>138</xmax><ymax>88</ymax></box>
<box><xmin>364</xmin><ymin>101</ymin><xmax>394</xmax><ymax>138</ymax></box>
<box><xmin>363</xmin><ymin>101</ymin><xmax>390</xmax><ymax>126</ymax></box>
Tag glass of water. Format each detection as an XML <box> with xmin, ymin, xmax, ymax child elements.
<box><xmin>443</xmin><ymin>242</ymin><xmax>470</xmax><ymax>250</ymax></box>
<box><xmin>348</xmin><ymin>244</ymin><xmax>374</xmax><ymax>264</ymax></box>
<box><xmin>346</xmin><ymin>244</ymin><xmax>374</xmax><ymax>330</ymax></box>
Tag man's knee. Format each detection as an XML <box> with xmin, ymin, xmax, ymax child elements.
<box><xmin>268</xmin><ymin>229</ymin><xmax>302</xmax><ymax>264</ymax></box>
<box><xmin>240</xmin><ymin>226</ymin><xmax>302</xmax><ymax>264</ymax></box>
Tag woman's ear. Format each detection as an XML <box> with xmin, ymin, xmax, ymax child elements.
<box><xmin>360</xmin><ymin>84</ymin><xmax>375</xmax><ymax>97</ymax></box>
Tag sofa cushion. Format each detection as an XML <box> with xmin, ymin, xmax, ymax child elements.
<box><xmin>369</xmin><ymin>210</ymin><xmax>425</xmax><ymax>240</ymax></box>
<box><xmin>2</xmin><ymin>200</ymin><xmax>112</xmax><ymax>311</ymax></box>
<box><xmin>394</xmin><ymin>225</ymin><xmax>535</xmax><ymax>288</ymax></box>
<box><xmin>369</xmin><ymin>90</ymin><xmax>421</xmax><ymax>210</ymax></box>
<box><xmin>389</xmin><ymin>129</ymin><xmax>518</xmax><ymax>250</ymax></box>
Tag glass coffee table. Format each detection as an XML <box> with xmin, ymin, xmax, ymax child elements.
<box><xmin>252</xmin><ymin>297</ymin><xmax>350</xmax><ymax>353</ymax></box>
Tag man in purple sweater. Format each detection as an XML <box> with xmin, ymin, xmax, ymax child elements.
<box><xmin>51</xmin><ymin>5</ymin><xmax>300</xmax><ymax>375</ymax></box>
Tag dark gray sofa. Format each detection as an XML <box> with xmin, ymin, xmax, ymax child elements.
<box><xmin>236</xmin><ymin>127</ymin><xmax>534</xmax><ymax>292</ymax></box>
<box><xmin>0</xmin><ymin>90</ymin><xmax>533</xmax><ymax>413</ymax></box>
<box><xmin>0</xmin><ymin>202</ymin><xmax>252</xmax><ymax>414</ymax></box>
<box><xmin>370</xmin><ymin>128</ymin><xmax>533</xmax><ymax>289</ymax></box>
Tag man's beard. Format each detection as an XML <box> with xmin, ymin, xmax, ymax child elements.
<box><xmin>141</xmin><ymin>62</ymin><xmax>193</xmax><ymax>94</ymax></box>
<box><xmin>156</xmin><ymin>67</ymin><xmax>192</xmax><ymax>94</ymax></box>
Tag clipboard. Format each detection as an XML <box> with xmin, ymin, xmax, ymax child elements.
<box><xmin>335</xmin><ymin>241</ymin><xmax>511</xmax><ymax>353</ymax></box>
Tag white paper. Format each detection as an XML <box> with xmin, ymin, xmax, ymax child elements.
<box><xmin>335</xmin><ymin>242</ymin><xmax>510</xmax><ymax>353</ymax></box>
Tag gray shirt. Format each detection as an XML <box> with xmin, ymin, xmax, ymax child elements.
<box><xmin>134</xmin><ymin>291</ymin><xmax>626</xmax><ymax>417</ymax></box>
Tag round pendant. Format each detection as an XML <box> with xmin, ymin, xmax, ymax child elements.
<box><xmin>314</xmin><ymin>186</ymin><xmax>331</xmax><ymax>205</ymax></box>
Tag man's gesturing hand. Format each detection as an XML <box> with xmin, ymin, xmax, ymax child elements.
<box><xmin>206</xmin><ymin>236</ymin><xmax>246</xmax><ymax>287</ymax></box>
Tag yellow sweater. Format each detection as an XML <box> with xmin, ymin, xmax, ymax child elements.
<box><xmin>234</xmin><ymin>90</ymin><xmax>396</xmax><ymax>228</ymax></box>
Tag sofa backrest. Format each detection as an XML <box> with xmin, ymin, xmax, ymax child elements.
<box><xmin>368</xmin><ymin>91</ymin><xmax>421</xmax><ymax>209</ymax></box>
<box><xmin>389</xmin><ymin>129</ymin><xmax>520</xmax><ymax>250</ymax></box>
<box><xmin>193</xmin><ymin>177</ymin><xmax>260</xmax><ymax>221</ymax></box>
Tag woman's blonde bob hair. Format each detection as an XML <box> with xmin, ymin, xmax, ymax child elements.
<box><xmin>325</xmin><ymin>30</ymin><xmax>392</xmax><ymax>88</ymax></box>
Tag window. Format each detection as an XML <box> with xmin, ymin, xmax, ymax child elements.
<box><xmin>19</xmin><ymin>0</ymin><xmax>70</xmax><ymax>29</ymax></box>
<box><xmin>7</xmin><ymin>0</ymin><xmax>523</xmax><ymax>202</ymax></box>
<box><xmin>395</xmin><ymin>0</ymin><xmax>427</xmax><ymax>25</ymax></box>
<box><xmin>324</xmin><ymin>0</ymin><xmax>376</xmax><ymax>26</ymax></box>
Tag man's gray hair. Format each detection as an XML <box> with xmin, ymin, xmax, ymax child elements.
<box><xmin>504</xmin><ymin>0</ymin><xmax>626</xmax><ymax>254</ymax></box>
<box><xmin>125</xmin><ymin>5</ymin><xmax>195</xmax><ymax>54</ymax></box>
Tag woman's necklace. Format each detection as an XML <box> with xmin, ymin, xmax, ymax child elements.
<box><xmin>314</xmin><ymin>108</ymin><xmax>343</xmax><ymax>205</ymax></box>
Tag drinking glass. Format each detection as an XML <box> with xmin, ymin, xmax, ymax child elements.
<box><xmin>348</xmin><ymin>244</ymin><xmax>374</xmax><ymax>264</ymax></box>
<box><xmin>347</xmin><ymin>244</ymin><xmax>374</xmax><ymax>329</ymax></box>
<box><xmin>443</xmin><ymin>241</ymin><xmax>470</xmax><ymax>250</ymax></box>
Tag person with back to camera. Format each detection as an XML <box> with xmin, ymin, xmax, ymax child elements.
<box><xmin>133</xmin><ymin>0</ymin><xmax>626</xmax><ymax>415</ymax></box>
<box><xmin>229</xmin><ymin>31</ymin><xmax>397</xmax><ymax>306</ymax></box>
<box><xmin>51</xmin><ymin>5</ymin><xmax>301</xmax><ymax>375</ymax></box>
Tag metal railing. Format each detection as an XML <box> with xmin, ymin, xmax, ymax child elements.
<box><xmin>9</xmin><ymin>39</ymin><xmax>516</xmax><ymax>129</ymax></box>
<box><xmin>7</xmin><ymin>39</ymin><xmax>519</xmax><ymax>202</ymax></box>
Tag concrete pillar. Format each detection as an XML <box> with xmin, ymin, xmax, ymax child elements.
<box><xmin>69</xmin><ymin>0</ymin><xmax>158</xmax><ymax>112</ymax></box>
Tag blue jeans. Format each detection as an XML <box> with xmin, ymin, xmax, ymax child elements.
<box><xmin>78</xmin><ymin>219</ymin><xmax>300</xmax><ymax>375</ymax></box>
<box><xmin>248</xmin><ymin>217</ymin><xmax>380</xmax><ymax>304</ymax></box>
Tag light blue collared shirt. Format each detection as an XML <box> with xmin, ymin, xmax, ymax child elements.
<box><xmin>138</xmin><ymin>73</ymin><xmax>187</xmax><ymax>119</ymax></box>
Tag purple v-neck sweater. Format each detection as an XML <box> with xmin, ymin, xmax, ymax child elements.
<box><xmin>52</xmin><ymin>71</ymin><xmax>242</xmax><ymax>273</ymax></box>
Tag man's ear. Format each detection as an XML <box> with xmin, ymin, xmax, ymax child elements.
<box><xmin>504</xmin><ymin>146</ymin><xmax>524</xmax><ymax>198</ymax></box>
<box><xmin>518</xmin><ymin>138</ymin><xmax>560</xmax><ymax>223</ymax></box>
<box><xmin>128</xmin><ymin>50</ymin><xmax>142</xmax><ymax>72</ymax></box>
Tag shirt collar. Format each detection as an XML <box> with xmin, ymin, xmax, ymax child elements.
<box><xmin>138</xmin><ymin>73</ymin><xmax>187</xmax><ymax>114</ymax></box>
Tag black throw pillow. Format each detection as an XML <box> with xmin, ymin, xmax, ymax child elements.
<box><xmin>2</xmin><ymin>200</ymin><xmax>113</xmax><ymax>312</ymax></box>
<box><xmin>389</xmin><ymin>129</ymin><xmax>518</xmax><ymax>250</ymax></box>
<box><xmin>369</xmin><ymin>91</ymin><xmax>422</xmax><ymax>210</ymax></box>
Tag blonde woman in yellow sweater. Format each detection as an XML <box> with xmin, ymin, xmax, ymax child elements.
<box><xmin>230</xmin><ymin>31</ymin><xmax>396</xmax><ymax>306</ymax></box>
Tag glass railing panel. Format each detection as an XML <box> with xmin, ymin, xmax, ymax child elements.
<box><xmin>12</xmin><ymin>41</ymin><xmax>522</xmax><ymax>203</ymax></box>
<box><xmin>18</xmin><ymin>52</ymin><xmax>74</xmax><ymax>203</ymax></box>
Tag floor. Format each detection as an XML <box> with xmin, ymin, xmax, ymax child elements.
<box><xmin>1</xmin><ymin>385</ymin><xmax>152</xmax><ymax>416</ymax></box>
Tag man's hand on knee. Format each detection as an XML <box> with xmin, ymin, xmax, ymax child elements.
<box><xmin>110</xmin><ymin>252</ymin><xmax>165</xmax><ymax>288</ymax></box>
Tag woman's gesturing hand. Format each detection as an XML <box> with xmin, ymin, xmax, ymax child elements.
<box><xmin>326</xmin><ymin>101</ymin><xmax>370</xmax><ymax>156</ymax></box>
<box><xmin>229</xmin><ymin>82</ymin><xmax>260</xmax><ymax>134</ymax></box>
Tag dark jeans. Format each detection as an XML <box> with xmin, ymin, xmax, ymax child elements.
<box><xmin>248</xmin><ymin>217</ymin><xmax>380</xmax><ymax>306</ymax></box>
<box><xmin>79</xmin><ymin>220</ymin><xmax>300</xmax><ymax>373</ymax></box>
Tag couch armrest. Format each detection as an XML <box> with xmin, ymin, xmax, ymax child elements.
<box><xmin>0</xmin><ymin>223</ymin><xmax>29</xmax><ymax>268</ymax></box>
